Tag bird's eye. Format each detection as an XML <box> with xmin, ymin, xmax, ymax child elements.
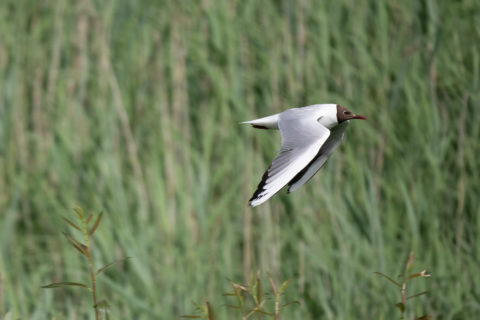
<box><xmin>343</xmin><ymin>111</ymin><xmax>351</xmax><ymax>115</ymax></box>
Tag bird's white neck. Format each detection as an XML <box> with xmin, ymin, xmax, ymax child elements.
<box><xmin>314</xmin><ymin>104</ymin><xmax>339</xmax><ymax>129</ymax></box>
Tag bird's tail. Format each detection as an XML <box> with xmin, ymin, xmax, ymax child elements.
<box><xmin>241</xmin><ymin>113</ymin><xmax>280</xmax><ymax>130</ymax></box>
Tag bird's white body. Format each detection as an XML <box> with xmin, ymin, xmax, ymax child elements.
<box><xmin>243</xmin><ymin>104</ymin><xmax>358</xmax><ymax>207</ymax></box>
<box><xmin>243</xmin><ymin>104</ymin><xmax>339</xmax><ymax>130</ymax></box>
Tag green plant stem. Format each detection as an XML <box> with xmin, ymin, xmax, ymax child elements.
<box><xmin>87</xmin><ymin>247</ymin><xmax>99</xmax><ymax>320</ymax></box>
<box><xmin>241</xmin><ymin>301</ymin><xmax>246</xmax><ymax>320</ymax></box>
<box><xmin>400</xmin><ymin>281</ymin><xmax>406</xmax><ymax>319</ymax></box>
<box><xmin>400</xmin><ymin>252</ymin><xmax>413</xmax><ymax>320</ymax></box>
<box><xmin>82</xmin><ymin>216</ymin><xmax>99</xmax><ymax>320</ymax></box>
<box><xmin>269</xmin><ymin>277</ymin><xmax>279</xmax><ymax>320</ymax></box>
<box><xmin>274</xmin><ymin>298</ymin><xmax>279</xmax><ymax>320</ymax></box>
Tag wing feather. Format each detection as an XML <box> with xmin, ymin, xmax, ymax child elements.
<box><xmin>287</xmin><ymin>121</ymin><xmax>349</xmax><ymax>192</ymax></box>
<box><xmin>249</xmin><ymin>112</ymin><xmax>331</xmax><ymax>207</ymax></box>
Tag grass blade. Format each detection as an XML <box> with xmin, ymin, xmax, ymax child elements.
<box><xmin>279</xmin><ymin>301</ymin><xmax>300</xmax><ymax>309</ymax></box>
<box><xmin>253</xmin><ymin>309</ymin><xmax>274</xmax><ymax>316</ymax></box>
<box><xmin>63</xmin><ymin>232</ymin><xmax>87</xmax><ymax>256</ymax></box>
<box><xmin>42</xmin><ymin>281</ymin><xmax>88</xmax><ymax>289</ymax></box>
<box><xmin>86</xmin><ymin>213</ymin><xmax>94</xmax><ymax>225</ymax></box>
<box><xmin>374</xmin><ymin>272</ymin><xmax>401</xmax><ymax>288</ymax></box>
<box><xmin>406</xmin><ymin>291</ymin><xmax>429</xmax><ymax>301</ymax></box>
<box><xmin>278</xmin><ymin>280</ymin><xmax>290</xmax><ymax>294</ymax></box>
<box><xmin>73</xmin><ymin>207</ymin><xmax>84</xmax><ymax>219</ymax></box>
<box><xmin>96</xmin><ymin>257</ymin><xmax>131</xmax><ymax>276</ymax></box>
<box><xmin>63</xmin><ymin>217</ymin><xmax>81</xmax><ymax>231</ymax></box>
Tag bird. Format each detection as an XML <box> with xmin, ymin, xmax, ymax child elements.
<box><xmin>243</xmin><ymin>104</ymin><xmax>366</xmax><ymax>207</ymax></box>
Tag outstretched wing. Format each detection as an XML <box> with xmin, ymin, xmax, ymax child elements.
<box><xmin>287</xmin><ymin>121</ymin><xmax>349</xmax><ymax>192</ymax></box>
<box><xmin>249</xmin><ymin>112</ymin><xmax>331</xmax><ymax>207</ymax></box>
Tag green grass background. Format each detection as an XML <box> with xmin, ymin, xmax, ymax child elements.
<box><xmin>1</xmin><ymin>0</ymin><xmax>479</xmax><ymax>318</ymax></box>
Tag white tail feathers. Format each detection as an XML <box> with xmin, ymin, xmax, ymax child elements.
<box><xmin>241</xmin><ymin>114</ymin><xmax>280</xmax><ymax>130</ymax></box>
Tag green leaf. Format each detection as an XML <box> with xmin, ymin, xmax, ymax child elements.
<box><xmin>279</xmin><ymin>300</ymin><xmax>300</xmax><ymax>309</ymax></box>
<box><xmin>405</xmin><ymin>251</ymin><xmax>415</xmax><ymax>274</ymax></box>
<box><xmin>73</xmin><ymin>207</ymin><xmax>84</xmax><ymax>219</ymax></box>
<box><xmin>183</xmin><ymin>301</ymin><xmax>213</xmax><ymax>319</ymax></box>
<box><xmin>374</xmin><ymin>272</ymin><xmax>401</xmax><ymax>288</ymax></box>
<box><xmin>96</xmin><ymin>257</ymin><xmax>131</xmax><ymax>276</ymax></box>
<box><xmin>226</xmin><ymin>305</ymin><xmax>241</xmax><ymax>309</ymax></box>
<box><xmin>406</xmin><ymin>291</ymin><xmax>429</xmax><ymax>301</ymax></box>
<box><xmin>268</xmin><ymin>277</ymin><xmax>277</xmax><ymax>296</ymax></box>
<box><xmin>249</xmin><ymin>273</ymin><xmax>255</xmax><ymax>290</ymax></box>
<box><xmin>63</xmin><ymin>217</ymin><xmax>81</xmax><ymax>231</ymax></box>
<box><xmin>86</xmin><ymin>213</ymin><xmax>94</xmax><ymax>225</ymax></box>
<box><xmin>253</xmin><ymin>309</ymin><xmax>274</xmax><ymax>316</ymax></box>
<box><xmin>250</xmin><ymin>277</ymin><xmax>259</xmax><ymax>304</ymax></box>
<box><xmin>228</xmin><ymin>279</ymin><xmax>248</xmax><ymax>292</ymax></box>
<box><xmin>190</xmin><ymin>301</ymin><xmax>206</xmax><ymax>312</ymax></box>
<box><xmin>279</xmin><ymin>280</ymin><xmax>290</xmax><ymax>294</ymax></box>
<box><xmin>63</xmin><ymin>232</ymin><xmax>88</xmax><ymax>256</ymax></box>
<box><xmin>416</xmin><ymin>315</ymin><xmax>433</xmax><ymax>320</ymax></box>
<box><xmin>256</xmin><ymin>278</ymin><xmax>263</xmax><ymax>305</ymax></box>
<box><xmin>206</xmin><ymin>301</ymin><xmax>215</xmax><ymax>320</ymax></box>
<box><xmin>42</xmin><ymin>281</ymin><xmax>88</xmax><ymax>289</ymax></box>
<box><xmin>88</xmin><ymin>212</ymin><xmax>103</xmax><ymax>235</ymax></box>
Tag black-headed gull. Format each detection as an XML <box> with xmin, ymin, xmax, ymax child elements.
<box><xmin>243</xmin><ymin>104</ymin><xmax>366</xmax><ymax>207</ymax></box>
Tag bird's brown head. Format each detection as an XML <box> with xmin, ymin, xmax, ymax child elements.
<box><xmin>336</xmin><ymin>105</ymin><xmax>367</xmax><ymax>123</ymax></box>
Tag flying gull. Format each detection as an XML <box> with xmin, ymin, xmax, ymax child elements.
<box><xmin>243</xmin><ymin>104</ymin><xmax>366</xmax><ymax>207</ymax></box>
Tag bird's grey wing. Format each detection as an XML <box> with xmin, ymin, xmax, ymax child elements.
<box><xmin>287</xmin><ymin>121</ymin><xmax>349</xmax><ymax>192</ymax></box>
<box><xmin>249</xmin><ymin>114</ymin><xmax>331</xmax><ymax>207</ymax></box>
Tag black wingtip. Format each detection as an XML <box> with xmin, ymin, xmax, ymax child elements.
<box><xmin>248</xmin><ymin>165</ymin><xmax>271</xmax><ymax>206</ymax></box>
<box><xmin>252</xmin><ymin>124</ymin><xmax>268</xmax><ymax>129</ymax></box>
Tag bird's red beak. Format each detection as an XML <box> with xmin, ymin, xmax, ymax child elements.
<box><xmin>353</xmin><ymin>114</ymin><xmax>367</xmax><ymax>120</ymax></box>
